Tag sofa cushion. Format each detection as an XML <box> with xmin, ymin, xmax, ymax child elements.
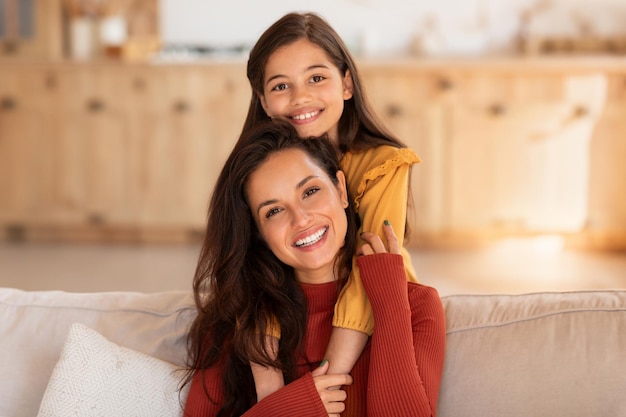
<box><xmin>0</xmin><ymin>288</ymin><xmax>195</xmax><ymax>417</ymax></box>
<box><xmin>438</xmin><ymin>290</ymin><xmax>626</xmax><ymax>417</ymax></box>
<box><xmin>37</xmin><ymin>323</ymin><xmax>188</xmax><ymax>417</ymax></box>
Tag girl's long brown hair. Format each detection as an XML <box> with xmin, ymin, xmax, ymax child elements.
<box><xmin>241</xmin><ymin>12</ymin><xmax>406</xmax><ymax>154</ymax></box>
<box><xmin>182</xmin><ymin>120</ymin><xmax>359</xmax><ymax>416</ymax></box>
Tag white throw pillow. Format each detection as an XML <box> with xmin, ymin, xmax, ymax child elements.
<box><xmin>37</xmin><ymin>323</ymin><xmax>188</xmax><ymax>417</ymax></box>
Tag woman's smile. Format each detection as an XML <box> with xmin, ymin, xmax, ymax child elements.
<box><xmin>246</xmin><ymin>148</ymin><xmax>348</xmax><ymax>283</ymax></box>
<box><xmin>294</xmin><ymin>226</ymin><xmax>328</xmax><ymax>248</ymax></box>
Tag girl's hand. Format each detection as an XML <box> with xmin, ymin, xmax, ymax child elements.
<box><xmin>311</xmin><ymin>360</ymin><xmax>352</xmax><ymax>417</ymax></box>
<box><xmin>357</xmin><ymin>221</ymin><xmax>400</xmax><ymax>256</ymax></box>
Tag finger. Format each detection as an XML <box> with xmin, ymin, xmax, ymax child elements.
<box><xmin>360</xmin><ymin>231</ymin><xmax>387</xmax><ymax>254</ymax></box>
<box><xmin>319</xmin><ymin>373</ymin><xmax>352</xmax><ymax>390</ymax></box>
<box><xmin>357</xmin><ymin>243</ymin><xmax>373</xmax><ymax>256</ymax></box>
<box><xmin>383</xmin><ymin>221</ymin><xmax>401</xmax><ymax>254</ymax></box>
<box><xmin>312</xmin><ymin>359</ymin><xmax>329</xmax><ymax>378</ymax></box>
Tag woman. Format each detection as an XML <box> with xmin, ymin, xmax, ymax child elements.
<box><xmin>182</xmin><ymin>120</ymin><xmax>446</xmax><ymax>417</ymax></box>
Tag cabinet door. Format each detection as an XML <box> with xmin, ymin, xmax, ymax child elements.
<box><xmin>49</xmin><ymin>67</ymin><xmax>132</xmax><ymax>226</ymax></box>
<box><xmin>361</xmin><ymin>68</ymin><xmax>450</xmax><ymax>243</ymax></box>
<box><xmin>587</xmin><ymin>74</ymin><xmax>626</xmax><ymax>233</ymax></box>
<box><xmin>128</xmin><ymin>65</ymin><xmax>249</xmax><ymax>229</ymax></box>
<box><xmin>447</xmin><ymin>73</ymin><xmax>606</xmax><ymax>235</ymax></box>
<box><xmin>0</xmin><ymin>66</ymin><xmax>53</xmax><ymax>227</ymax></box>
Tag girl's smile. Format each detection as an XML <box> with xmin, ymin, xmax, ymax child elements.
<box><xmin>260</xmin><ymin>39</ymin><xmax>353</xmax><ymax>144</ymax></box>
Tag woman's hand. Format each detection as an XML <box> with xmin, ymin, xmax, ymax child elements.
<box><xmin>311</xmin><ymin>360</ymin><xmax>353</xmax><ymax>417</ymax></box>
<box><xmin>357</xmin><ymin>221</ymin><xmax>400</xmax><ymax>256</ymax></box>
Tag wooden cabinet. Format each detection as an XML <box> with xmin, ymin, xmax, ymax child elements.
<box><xmin>0</xmin><ymin>66</ymin><xmax>53</xmax><ymax>230</ymax></box>
<box><xmin>0</xmin><ymin>59</ymin><xmax>624</xmax><ymax>248</ymax></box>
<box><xmin>360</xmin><ymin>61</ymin><xmax>626</xmax><ymax>249</ymax></box>
<box><xmin>48</xmin><ymin>67</ymin><xmax>132</xmax><ymax>226</ymax></box>
<box><xmin>360</xmin><ymin>68</ymin><xmax>451</xmax><ymax>240</ymax></box>
<box><xmin>0</xmin><ymin>62</ymin><xmax>249</xmax><ymax>242</ymax></box>
<box><xmin>126</xmin><ymin>65</ymin><xmax>249</xmax><ymax>228</ymax></box>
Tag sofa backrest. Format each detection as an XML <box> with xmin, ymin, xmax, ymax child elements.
<box><xmin>0</xmin><ymin>288</ymin><xmax>195</xmax><ymax>417</ymax></box>
<box><xmin>438</xmin><ymin>290</ymin><xmax>626</xmax><ymax>417</ymax></box>
<box><xmin>2</xmin><ymin>287</ymin><xmax>625</xmax><ymax>417</ymax></box>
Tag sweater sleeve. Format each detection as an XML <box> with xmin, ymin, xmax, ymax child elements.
<box><xmin>357</xmin><ymin>253</ymin><xmax>446</xmax><ymax>417</ymax></box>
<box><xmin>184</xmin><ymin>366</ymin><xmax>328</xmax><ymax>417</ymax></box>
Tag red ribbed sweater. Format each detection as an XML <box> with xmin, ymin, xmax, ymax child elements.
<box><xmin>184</xmin><ymin>253</ymin><xmax>447</xmax><ymax>417</ymax></box>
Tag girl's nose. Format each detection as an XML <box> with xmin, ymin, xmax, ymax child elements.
<box><xmin>290</xmin><ymin>84</ymin><xmax>311</xmax><ymax>106</ymax></box>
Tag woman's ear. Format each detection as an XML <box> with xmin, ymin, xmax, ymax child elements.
<box><xmin>336</xmin><ymin>170</ymin><xmax>349</xmax><ymax>206</ymax></box>
<box><xmin>342</xmin><ymin>69</ymin><xmax>354</xmax><ymax>100</ymax></box>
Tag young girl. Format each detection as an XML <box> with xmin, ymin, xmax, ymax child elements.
<box><xmin>237</xmin><ymin>12</ymin><xmax>423</xmax><ymax>401</ymax></box>
<box><xmin>182</xmin><ymin>120</ymin><xmax>445</xmax><ymax>416</ymax></box>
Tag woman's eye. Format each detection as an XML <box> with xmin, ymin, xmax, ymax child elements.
<box><xmin>304</xmin><ymin>187</ymin><xmax>320</xmax><ymax>198</ymax></box>
<box><xmin>265</xmin><ymin>207</ymin><xmax>282</xmax><ymax>219</ymax></box>
<box><xmin>311</xmin><ymin>75</ymin><xmax>325</xmax><ymax>83</ymax></box>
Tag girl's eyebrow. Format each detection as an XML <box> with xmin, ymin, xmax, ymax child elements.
<box><xmin>264</xmin><ymin>64</ymin><xmax>331</xmax><ymax>88</ymax></box>
<box><xmin>255</xmin><ymin>175</ymin><xmax>320</xmax><ymax>215</ymax></box>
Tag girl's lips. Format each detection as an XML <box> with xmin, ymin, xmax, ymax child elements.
<box><xmin>289</xmin><ymin>110</ymin><xmax>321</xmax><ymax>123</ymax></box>
<box><xmin>293</xmin><ymin>226</ymin><xmax>328</xmax><ymax>248</ymax></box>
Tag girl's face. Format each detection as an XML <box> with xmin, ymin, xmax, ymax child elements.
<box><xmin>246</xmin><ymin>148</ymin><xmax>349</xmax><ymax>284</ymax></box>
<box><xmin>259</xmin><ymin>39</ymin><xmax>353</xmax><ymax>145</ymax></box>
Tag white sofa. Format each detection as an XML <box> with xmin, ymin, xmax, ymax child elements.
<box><xmin>1</xmin><ymin>287</ymin><xmax>625</xmax><ymax>417</ymax></box>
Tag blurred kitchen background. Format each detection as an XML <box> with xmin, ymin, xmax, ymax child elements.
<box><xmin>0</xmin><ymin>0</ymin><xmax>625</xmax><ymax>295</ymax></box>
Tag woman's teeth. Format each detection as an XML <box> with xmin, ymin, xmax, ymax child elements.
<box><xmin>295</xmin><ymin>227</ymin><xmax>327</xmax><ymax>247</ymax></box>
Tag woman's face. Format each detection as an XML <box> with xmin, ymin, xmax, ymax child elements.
<box><xmin>246</xmin><ymin>148</ymin><xmax>349</xmax><ymax>284</ymax></box>
<box><xmin>259</xmin><ymin>39</ymin><xmax>353</xmax><ymax>145</ymax></box>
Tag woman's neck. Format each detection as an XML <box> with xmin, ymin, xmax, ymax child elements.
<box><xmin>295</xmin><ymin>265</ymin><xmax>337</xmax><ymax>285</ymax></box>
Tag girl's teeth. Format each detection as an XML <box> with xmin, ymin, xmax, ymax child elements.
<box><xmin>293</xmin><ymin>111</ymin><xmax>317</xmax><ymax>120</ymax></box>
<box><xmin>295</xmin><ymin>227</ymin><xmax>327</xmax><ymax>247</ymax></box>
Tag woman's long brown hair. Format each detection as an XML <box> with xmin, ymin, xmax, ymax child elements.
<box><xmin>182</xmin><ymin>120</ymin><xmax>359</xmax><ymax>416</ymax></box>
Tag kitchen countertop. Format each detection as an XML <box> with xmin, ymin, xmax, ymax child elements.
<box><xmin>2</xmin><ymin>54</ymin><xmax>626</xmax><ymax>73</ymax></box>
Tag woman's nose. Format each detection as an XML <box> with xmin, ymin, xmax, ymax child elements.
<box><xmin>291</xmin><ymin>207</ymin><xmax>312</xmax><ymax>227</ymax></box>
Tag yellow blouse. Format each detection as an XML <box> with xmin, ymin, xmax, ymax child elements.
<box><xmin>334</xmin><ymin>145</ymin><xmax>421</xmax><ymax>334</ymax></box>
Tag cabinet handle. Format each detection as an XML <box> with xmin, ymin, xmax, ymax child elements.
<box><xmin>0</xmin><ymin>97</ymin><xmax>17</xmax><ymax>110</ymax></box>
<box><xmin>174</xmin><ymin>100</ymin><xmax>191</xmax><ymax>113</ymax></box>
<box><xmin>488</xmin><ymin>103</ymin><xmax>507</xmax><ymax>117</ymax></box>
<box><xmin>45</xmin><ymin>74</ymin><xmax>57</xmax><ymax>90</ymax></box>
<box><xmin>87</xmin><ymin>213</ymin><xmax>105</xmax><ymax>225</ymax></box>
<box><xmin>438</xmin><ymin>78</ymin><xmax>454</xmax><ymax>91</ymax></box>
<box><xmin>133</xmin><ymin>77</ymin><xmax>145</xmax><ymax>91</ymax></box>
<box><xmin>87</xmin><ymin>99</ymin><xmax>105</xmax><ymax>112</ymax></box>
<box><xmin>573</xmin><ymin>105</ymin><xmax>589</xmax><ymax>118</ymax></box>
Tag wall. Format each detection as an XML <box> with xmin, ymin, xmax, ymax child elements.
<box><xmin>159</xmin><ymin>0</ymin><xmax>626</xmax><ymax>57</ymax></box>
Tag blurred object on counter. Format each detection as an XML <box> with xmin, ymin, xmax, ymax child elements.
<box><xmin>410</xmin><ymin>4</ymin><xmax>489</xmax><ymax>57</ymax></box>
<box><xmin>518</xmin><ymin>0</ymin><xmax>626</xmax><ymax>55</ymax></box>
<box><xmin>151</xmin><ymin>43</ymin><xmax>250</xmax><ymax>62</ymax></box>
<box><xmin>0</xmin><ymin>0</ymin><xmax>63</xmax><ymax>60</ymax></box>
<box><xmin>523</xmin><ymin>35</ymin><xmax>626</xmax><ymax>55</ymax></box>
<box><xmin>63</xmin><ymin>0</ymin><xmax>159</xmax><ymax>61</ymax></box>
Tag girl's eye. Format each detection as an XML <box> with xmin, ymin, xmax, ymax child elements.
<box><xmin>271</xmin><ymin>83</ymin><xmax>288</xmax><ymax>91</ymax></box>
<box><xmin>304</xmin><ymin>187</ymin><xmax>320</xmax><ymax>198</ymax></box>
<box><xmin>310</xmin><ymin>75</ymin><xmax>325</xmax><ymax>83</ymax></box>
<box><xmin>265</xmin><ymin>207</ymin><xmax>282</xmax><ymax>219</ymax></box>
